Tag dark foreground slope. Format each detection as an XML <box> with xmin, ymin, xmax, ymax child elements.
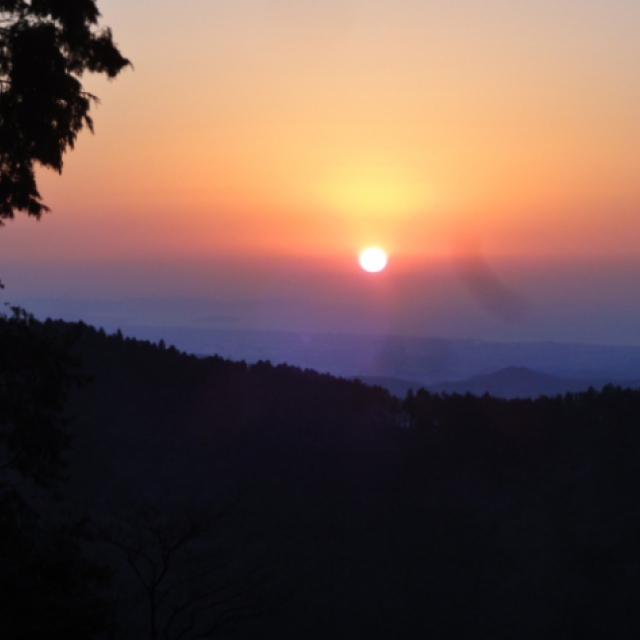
<box><xmin>54</xmin><ymin>322</ymin><xmax>640</xmax><ymax>639</ymax></box>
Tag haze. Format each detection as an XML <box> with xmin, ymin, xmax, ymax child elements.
<box><xmin>2</xmin><ymin>0</ymin><xmax>640</xmax><ymax>346</ymax></box>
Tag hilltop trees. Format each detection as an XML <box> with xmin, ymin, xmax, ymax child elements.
<box><xmin>0</xmin><ymin>310</ymin><xmax>113</xmax><ymax>638</ymax></box>
<box><xmin>0</xmin><ymin>3</ymin><xmax>129</xmax><ymax>635</ymax></box>
<box><xmin>0</xmin><ymin>0</ymin><xmax>129</xmax><ymax>218</ymax></box>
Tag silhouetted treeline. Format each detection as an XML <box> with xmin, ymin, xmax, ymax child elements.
<box><xmin>4</xmin><ymin>318</ymin><xmax>640</xmax><ymax>638</ymax></box>
<box><xmin>0</xmin><ymin>312</ymin><xmax>112</xmax><ymax>639</ymax></box>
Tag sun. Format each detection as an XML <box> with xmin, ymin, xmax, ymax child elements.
<box><xmin>359</xmin><ymin>247</ymin><xmax>388</xmax><ymax>273</ymax></box>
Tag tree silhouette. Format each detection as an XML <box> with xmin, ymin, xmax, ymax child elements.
<box><xmin>0</xmin><ymin>3</ymin><xmax>128</xmax><ymax>636</ymax></box>
<box><xmin>96</xmin><ymin>501</ymin><xmax>273</xmax><ymax>640</ymax></box>
<box><xmin>0</xmin><ymin>310</ymin><xmax>113</xmax><ymax>639</ymax></box>
<box><xmin>0</xmin><ymin>0</ymin><xmax>129</xmax><ymax>218</ymax></box>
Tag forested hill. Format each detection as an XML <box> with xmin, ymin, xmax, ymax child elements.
<box><xmin>67</xmin><ymin>321</ymin><xmax>396</xmax><ymax>466</ymax></box>
<box><xmin>44</xmin><ymin>321</ymin><xmax>640</xmax><ymax>638</ymax></box>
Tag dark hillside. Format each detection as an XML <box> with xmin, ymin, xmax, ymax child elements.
<box><xmin>35</xmin><ymin>321</ymin><xmax>640</xmax><ymax>638</ymax></box>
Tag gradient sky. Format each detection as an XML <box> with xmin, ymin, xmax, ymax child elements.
<box><xmin>1</xmin><ymin>0</ymin><xmax>640</xmax><ymax>341</ymax></box>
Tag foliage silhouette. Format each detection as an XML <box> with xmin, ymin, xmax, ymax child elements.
<box><xmin>0</xmin><ymin>0</ymin><xmax>129</xmax><ymax>218</ymax></box>
<box><xmin>0</xmin><ymin>306</ymin><xmax>80</xmax><ymax>483</ymax></box>
<box><xmin>0</xmin><ymin>309</ymin><xmax>113</xmax><ymax>638</ymax></box>
<box><xmin>58</xmin><ymin>322</ymin><xmax>640</xmax><ymax>639</ymax></box>
<box><xmin>0</xmin><ymin>4</ymin><xmax>129</xmax><ymax>636</ymax></box>
<box><xmin>6</xmin><ymin>316</ymin><xmax>640</xmax><ymax>638</ymax></box>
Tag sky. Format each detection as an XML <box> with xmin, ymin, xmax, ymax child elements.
<box><xmin>2</xmin><ymin>0</ymin><xmax>640</xmax><ymax>343</ymax></box>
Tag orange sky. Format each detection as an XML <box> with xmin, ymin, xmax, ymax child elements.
<box><xmin>2</xmin><ymin>0</ymin><xmax>640</xmax><ymax>264</ymax></box>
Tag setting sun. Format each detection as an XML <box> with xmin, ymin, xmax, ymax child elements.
<box><xmin>359</xmin><ymin>247</ymin><xmax>388</xmax><ymax>273</ymax></box>
<box><xmin>5</xmin><ymin>4</ymin><xmax>640</xmax><ymax>638</ymax></box>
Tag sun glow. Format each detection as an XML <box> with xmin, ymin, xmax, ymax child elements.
<box><xmin>359</xmin><ymin>247</ymin><xmax>388</xmax><ymax>273</ymax></box>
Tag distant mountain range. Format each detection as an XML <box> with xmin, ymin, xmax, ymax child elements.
<box><xmin>79</xmin><ymin>326</ymin><xmax>640</xmax><ymax>385</ymax></box>
<box><xmin>356</xmin><ymin>367</ymin><xmax>640</xmax><ymax>399</ymax></box>
<box><xmin>43</xmin><ymin>318</ymin><xmax>640</xmax><ymax>639</ymax></box>
<box><xmin>15</xmin><ymin>303</ymin><xmax>640</xmax><ymax>393</ymax></box>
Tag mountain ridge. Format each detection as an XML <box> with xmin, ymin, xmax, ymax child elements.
<box><xmin>356</xmin><ymin>366</ymin><xmax>640</xmax><ymax>399</ymax></box>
